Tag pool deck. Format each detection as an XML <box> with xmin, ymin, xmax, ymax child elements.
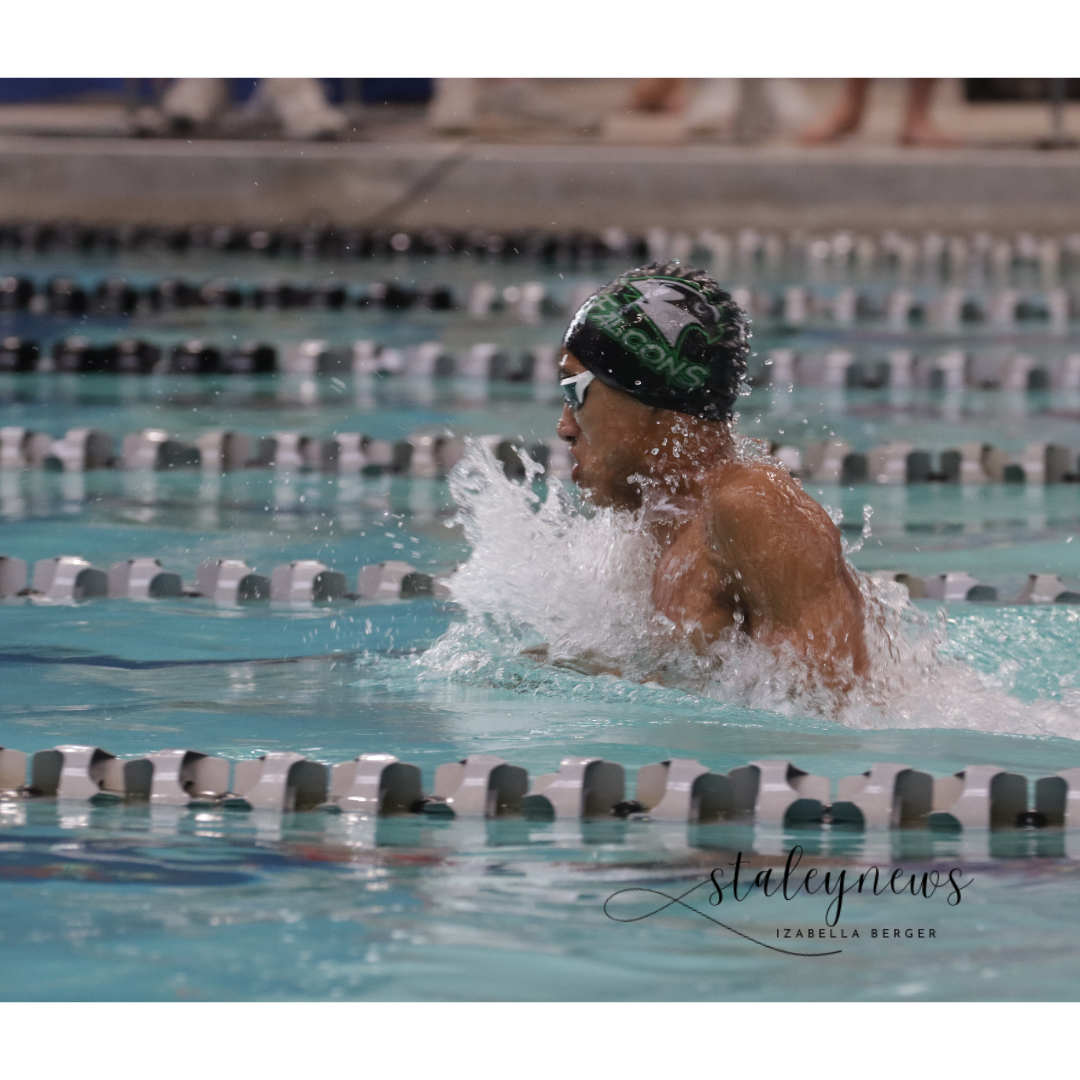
<box><xmin>4</xmin><ymin>134</ymin><xmax>1080</xmax><ymax>232</ymax></box>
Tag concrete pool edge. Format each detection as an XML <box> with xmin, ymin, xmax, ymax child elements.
<box><xmin>5</xmin><ymin>136</ymin><xmax>1080</xmax><ymax>231</ymax></box>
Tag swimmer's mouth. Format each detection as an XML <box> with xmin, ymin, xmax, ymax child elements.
<box><xmin>566</xmin><ymin>443</ymin><xmax>581</xmax><ymax>484</ymax></box>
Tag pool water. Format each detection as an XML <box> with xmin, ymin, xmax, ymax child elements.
<box><xmin>3</xmin><ymin>242</ymin><xmax>1080</xmax><ymax>1000</ymax></box>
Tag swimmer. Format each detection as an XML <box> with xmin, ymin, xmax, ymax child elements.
<box><xmin>550</xmin><ymin>261</ymin><xmax>868</xmax><ymax>693</ymax></box>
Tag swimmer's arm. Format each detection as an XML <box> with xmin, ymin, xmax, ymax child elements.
<box><xmin>705</xmin><ymin>470</ymin><xmax>867</xmax><ymax>676</ymax></box>
<box><xmin>520</xmin><ymin>643</ymin><xmax>677</xmax><ymax>684</ymax></box>
<box><xmin>520</xmin><ymin>643</ymin><xmax>624</xmax><ymax>678</ymax></box>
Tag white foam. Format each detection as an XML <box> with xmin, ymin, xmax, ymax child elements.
<box><xmin>422</xmin><ymin>439</ymin><xmax>1080</xmax><ymax>739</ymax></box>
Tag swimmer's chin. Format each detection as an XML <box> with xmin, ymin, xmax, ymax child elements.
<box><xmin>572</xmin><ymin>476</ymin><xmax>622</xmax><ymax>510</ymax></box>
<box><xmin>568</xmin><ymin>461</ymin><xmax>603</xmax><ymax>502</ymax></box>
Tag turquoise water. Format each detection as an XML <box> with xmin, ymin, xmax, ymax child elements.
<box><xmin>3</xmin><ymin>248</ymin><xmax>1080</xmax><ymax>1000</ymax></box>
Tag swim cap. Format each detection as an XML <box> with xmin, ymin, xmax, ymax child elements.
<box><xmin>562</xmin><ymin>261</ymin><xmax>749</xmax><ymax>421</ymax></box>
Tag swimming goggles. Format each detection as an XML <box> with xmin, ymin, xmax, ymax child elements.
<box><xmin>560</xmin><ymin>370</ymin><xmax>595</xmax><ymax>410</ymax></box>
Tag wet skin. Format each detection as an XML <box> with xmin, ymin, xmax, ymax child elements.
<box><xmin>555</xmin><ymin>351</ymin><xmax>868</xmax><ymax>692</ymax></box>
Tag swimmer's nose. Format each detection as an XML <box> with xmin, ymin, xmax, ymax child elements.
<box><xmin>557</xmin><ymin>404</ymin><xmax>580</xmax><ymax>443</ymax></box>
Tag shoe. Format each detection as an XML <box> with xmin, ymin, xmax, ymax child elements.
<box><xmin>128</xmin><ymin>105</ymin><xmax>168</xmax><ymax>138</ymax></box>
<box><xmin>161</xmin><ymin>78</ymin><xmax>231</xmax><ymax>135</ymax></box>
<box><xmin>254</xmin><ymin>78</ymin><xmax>348</xmax><ymax>140</ymax></box>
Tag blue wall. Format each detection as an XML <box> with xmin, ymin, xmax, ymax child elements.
<box><xmin>0</xmin><ymin>79</ymin><xmax>128</xmax><ymax>102</ymax></box>
<box><xmin>0</xmin><ymin>78</ymin><xmax>433</xmax><ymax>105</ymax></box>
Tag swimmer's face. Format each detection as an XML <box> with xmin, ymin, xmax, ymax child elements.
<box><xmin>556</xmin><ymin>351</ymin><xmax>659</xmax><ymax>509</ymax></box>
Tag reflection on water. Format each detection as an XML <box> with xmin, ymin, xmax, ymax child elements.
<box><xmin>1</xmin><ymin>800</ymin><xmax>1078</xmax><ymax>1000</ymax></box>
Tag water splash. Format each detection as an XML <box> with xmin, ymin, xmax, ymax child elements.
<box><xmin>421</xmin><ymin>439</ymin><xmax>1080</xmax><ymax>739</ymax></box>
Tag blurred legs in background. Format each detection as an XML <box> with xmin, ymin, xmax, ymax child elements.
<box><xmin>799</xmin><ymin>78</ymin><xmax>961</xmax><ymax>146</ymax></box>
<box><xmin>116</xmin><ymin>77</ymin><xmax>962</xmax><ymax>147</ymax></box>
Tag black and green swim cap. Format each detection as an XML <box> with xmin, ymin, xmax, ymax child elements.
<box><xmin>562</xmin><ymin>261</ymin><xmax>749</xmax><ymax>421</ymax></box>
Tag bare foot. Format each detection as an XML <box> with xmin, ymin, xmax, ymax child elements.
<box><xmin>798</xmin><ymin>77</ymin><xmax>870</xmax><ymax>145</ymax></box>
<box><xmin>900</xmin><ymin>118</ymin><xmax>962</xmax><ymax>147</ymax></box>
<box><xmin>798</xmin><ymin>107</ymin><xmax>862</xmax><ymax>145</ymax></box>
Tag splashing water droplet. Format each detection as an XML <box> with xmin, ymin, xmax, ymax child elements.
<box><xmin>420</xmin><ymin>439</ymin><xmax>1080</xmax><ymax>737</ymax></box>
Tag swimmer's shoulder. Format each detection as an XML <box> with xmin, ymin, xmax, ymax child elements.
<box><xmin>702</xmin><ymin>457</ymin><xmax>841</xmax><ymax>549</ymax></box>
<box><xmin>706</xmin><ymin>454</ymin><xmax>815</xmax><ymax>511</ymax></box>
